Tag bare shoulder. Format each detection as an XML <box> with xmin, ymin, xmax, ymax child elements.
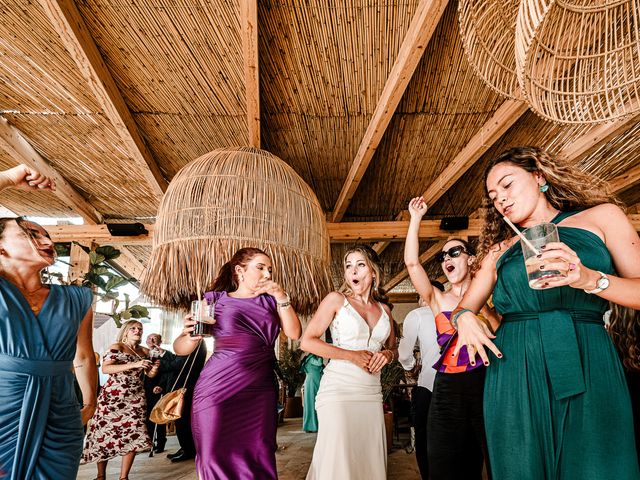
<box><xmin>108</xmin><ymin>343</ymin><xmax>123</xmax><ymax>352</ymax></box>
<box><xmin>324</xmin><ymin>291</ymin><xmax>345</xmax><ymax>307</ymax></box>
<box><xmin>380</xmin><ymin>302</ymin><xmax>392</xmax><ymax>316</ymax></box>
<box><xmin>484</xmin><ymin>238</ymin><xmax>516</xmax><ymax>266</ymax></box>
<box><xmin>583</xmin><ymin>203</ymin><xmax>627</xmax><ymax>222</ymax></box>
<box><xmin>140</xmin><ymin>346</ymin><xmax>150</xmax><ymax>355</ymax></box>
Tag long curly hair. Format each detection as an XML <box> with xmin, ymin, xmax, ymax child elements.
<box><xmin>338</xmin><ymin>244</ymin><xmax>389</xmax><ymax>305</ymax></box>
<box><xmin>474</xmin><ymin>146</ymin><xmax>622</xmax><ymax>272</ymax></box>
<box><xmin>609</xmin><ymin>304</ymin><xmax>640</xmax><ymax>372</ymax></box>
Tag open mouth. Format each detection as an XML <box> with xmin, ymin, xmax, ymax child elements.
<box><xmin>503</xmin><ymin>204</ymin><xmax>513</xmax><ymax>215</ymax></box>
<box><xmin>445</xmin><ymin>265</ymin><xmax>455</xmax><ymax>273</ymax></box>
<box><xmin>352</xmin><ymin>279</ymin><xmax>360</xmax><ymax>285</ymax></box>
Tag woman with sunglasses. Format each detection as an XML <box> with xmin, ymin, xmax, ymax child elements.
<box><xmin>404</xmin><ymin>196</ymin><xmax>499</xmax><ymax>480</ymax></box>
<box><xmin>0</xmin><ymin>165</ymin><xmax>97</xmax><ymax>479</ymax></box>
<box><xmin>453</xmin><ymin>146</ymin><xmax>639</xmax><ymax>479</ymax></box>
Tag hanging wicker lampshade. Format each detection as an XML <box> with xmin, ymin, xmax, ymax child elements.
<box><xmin>516</xmin><ymin>0</ymin><xmax>640</xmax><ymax>124</ymax></box>
<box><xmin>458</xmin><ymin>0</ymin><xmax>521</xmax><ymax>99</ymax></box>
<box><xmin>140</xmin><ymin>146</ymin><xmax>332</xmax><ymax>315</ymax></box>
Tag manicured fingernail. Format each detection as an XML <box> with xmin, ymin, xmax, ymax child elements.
<box><xmin>541</xmin><ymin>245</ymin><xmax>546</xmax><ymax>250</ymax></box>
<box><xmin>484</xmin><ymin>361</ymin><xmax>489</xmax><ymax>366</ymax></box>
<box><xmin>498</xmin><ymin>354</ymin><xmax>503</xmax><ymax>358</ymax></box>
<box><xmin>470</xmin><ymin>362</ymin><xmax>475</xmax><ymax>366</ymax></box>
<box><xmin>451</xmin><ymin>353</ymin><xmax>456</xmax><ymax>357</ymax></box>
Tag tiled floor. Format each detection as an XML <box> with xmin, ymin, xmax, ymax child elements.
<box><xmin>77</xmin><ymin>418</ymin><xmax>421</xmax><ymax>479</ymax></box>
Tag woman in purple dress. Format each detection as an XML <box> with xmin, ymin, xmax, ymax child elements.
<box><xmin>173</xmin><ymin>247</ymin><xmax>301</xmax><ymax>480</ymax></box>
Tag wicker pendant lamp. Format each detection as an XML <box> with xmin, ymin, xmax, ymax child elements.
<box><xmin>140</xmin><ymin>146</ymin><xmax>332</xmax><ymax>315</ymax></box>
<box><xmin>458</xmin><ymin>0</ymin><xmax>522</xmax><ymax>99</ymax></box>
<box><xmin>516</xmin><ymin>0</ymin><xmax>640</xmax><ymax>124</ymax></box>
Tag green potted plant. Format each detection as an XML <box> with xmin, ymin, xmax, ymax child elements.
<box><xmin>277</xmin><ymin>346</ymin><xmax>305</xmax><ymax>418</ymax></box>
<box><xmin>380</xmin><ymin>359</ymin><xmax>405</xmax><ymax>452</ymax></box>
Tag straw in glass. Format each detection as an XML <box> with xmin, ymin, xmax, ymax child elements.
<box><xmin>502</xmin><ymin>215</ymin><xmax>540</xmax><ymax>256</ymax></box>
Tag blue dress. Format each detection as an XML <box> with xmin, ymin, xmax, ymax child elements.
<box><xmin>0</xmin><ymin>279</ymin><xmax>93</xmax><ymax>479</ymax></box>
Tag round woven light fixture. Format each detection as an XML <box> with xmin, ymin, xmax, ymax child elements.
<box><xmin>141</xmin><ymin>146</ymin><xmax>332</xmax><ymax>315</ymax></box>
<box><xmin>516</xmin><ymin>0</ymin><xmax>640</xmax><ymax>124</ymax></box>
<box><xmin>458</xmin><ymin>0</ymin><xmax>521</xmax><ymax>99</ymax></box>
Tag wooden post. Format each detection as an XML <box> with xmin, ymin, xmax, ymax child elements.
<box><xmin>68</xmin><ymin>243</ymin><xmax>91</xmax><ymax>285</ymax></box>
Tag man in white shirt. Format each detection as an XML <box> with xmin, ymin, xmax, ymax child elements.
<box><xmin>398</xmin><ymin>284</ymin><xmax>443</xmax><ymax>479</ymax></box>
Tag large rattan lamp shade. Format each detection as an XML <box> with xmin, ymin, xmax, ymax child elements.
<box><xmin>516</xmin><ymin>0</ymin><xmax>640</xmax><ymax>124</ymax></box>
<box><xmin>140</xmin><ymin>147</ymin><xmax>332</xmax><ymax>315</ymax></box>
<box><xmin>458</xmin><ymin>0</ymin><xmax>521</xmax><ymax>99</ymax></box>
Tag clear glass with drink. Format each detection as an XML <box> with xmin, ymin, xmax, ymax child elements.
<box><xmin>521</xmin><ymin>223</ymin><xmax>567</xmax><ymax>289</ymax></box>
<box><xmin>190</xmin><ymin>299</ymin><xmax>215</xmax><ymax>337</ymax></box>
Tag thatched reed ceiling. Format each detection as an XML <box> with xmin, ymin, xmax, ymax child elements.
<box><xmin>1</xmin><ymin>0</ymin><xmax>638</xmax><ymax>297</ymax></box>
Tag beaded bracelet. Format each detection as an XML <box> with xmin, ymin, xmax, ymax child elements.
<box><xmin>276</xmin><ymin>293</ymin><xmax>291</xmax><ymax>309</ymax></box>
<box><xmin>450</xmin><ymin>308</ymin><xmax>473</xmax><ymax>329</ymax></box>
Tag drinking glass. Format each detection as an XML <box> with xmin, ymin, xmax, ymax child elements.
<box><xmin>521</xmin><ymin>223</ymin><xmax>567</xmax><ymax>289</ymax></box>
<box><xmin>190</xmin><ymin>299</ymin><xmax>215</xmax><ymax>337</ymax></box>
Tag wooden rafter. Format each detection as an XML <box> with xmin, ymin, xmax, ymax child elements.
<box><xmin>111</xmin><ymin>247</ymin><xmax>146</xmax><ymax>280</ymax></box>
<box><xmin>46</xmin><ymin>214</ymin><xmax>640</xmax><ymax>246</ymax></box>
<box><xmin>38</xmin><ymin>0</ymin><xmax>168</xmax><ymax>196</ymax></box>
<box><xmin>373</xmin><ymin>99</ymin><xmax>528</xmax><ymax>253</ymax></box>
<box><xmin>330</xmin><ymin>0</ymin><xmax>449</xmax><ymax>223</ymax></box>
<box><xmin>0</xmin><ymin>116</ymin><xmax>102</xmax><ymax>224</ymax></box>
<box><xmin>558</xmin><ymin>112</ymin><xmax>640</xmax><ymax>162</ymax></box>
<box><xmin>608</xmin><ymin>164</ymin><xmax>640</xmax><ymax>194</ymax></box>
<box><xmin>240</xmin><ymin>0</ymin><xmax>260</xmax><ymax>147</ymax></box>
<box><xmin>383</xmin><ymin>240</ymin><xmax>447</xmax><ymax>291</ymax></box>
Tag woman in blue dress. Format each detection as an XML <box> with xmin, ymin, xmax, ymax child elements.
<box><xmin>0</xmin><ymin>165</ymin><xmax>97</xmax><ymax>479</ymax></box>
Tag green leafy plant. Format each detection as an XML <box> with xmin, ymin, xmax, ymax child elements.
<box><xmin>380</xmin><ymin>359</ymin><xmax>406</xmax><ymax>403</ymax></box>
<box><xmin>277</xmin><ymin>346</ymin><xmax>306</xmax><ymax>397</ymax></box>
<box><xmin>72</xmin><ymin>243</ymin><xmax>149</xmax><ymax>327</ymax></box>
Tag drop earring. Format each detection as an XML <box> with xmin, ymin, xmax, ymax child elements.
<box><xmin>239</xmin><ymin>273</ymin><xmax>244</xmax><ymax>283</ymax></box>
<box><xmin>539</xmin><ymin>183</ymin><xmax>549</xmax><ymax>193</ymax></box>
<box><xmin>372</xmin><ymin>278</ymin><xmax>377</xmax><ymax>291</ymax></box>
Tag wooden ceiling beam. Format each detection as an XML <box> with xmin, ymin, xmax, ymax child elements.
<box><xmin>38</xmin><ymin>0</ymin><xmax>168</xmax><ymax>197</ymax></box>
<box><xmin>372</xmin><ymin>99</ymin><xmax>528</xmax><ymax>254</ymax></box>
<box><xmin>46</xmin><ymin>214</ymin><xmax>640</xmax><ymax>245</ymax></box>
<box><xmin>329</xmin><ymin>219</ymin><xmax>482</xmax><ymax>242</ymax></box>
<box><xmin>0</xmin><ymin>116</ymin><xmax>103</xmax><ymax>224</ymax></box>
<box><xmin>383</xmin><ymin>240</ymin><xmax>447</xmax><ymax>291</ymax></box>
<box><xmin>608</xmin><ymin>164</ymin><xmax>640</xmax><ymax>194</ymax></box>
<box><xmin>111</xmin><ymin>247</ymin><xmax>146</xmax><ymax>280</ymax></box>
<box><xmin>558</xmin><ymin>112</ymin><xmax>640</xmax><ymax>162</ymax></box>
<box><xmin>330</xmin><ymin>0</ymin><xmax>449</xmax><ymax>223</ymax></box>
<box><xmin>240</xmin><ymin>0</ymin><xmax>260</xmax><ymax>147</ymax></box>
<box><xmin>419</xmin><ymin>99</ymin><xmax>528</xmax><ymax>207</ymax></box>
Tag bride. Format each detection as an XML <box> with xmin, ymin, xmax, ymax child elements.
<box><xmin>301</xmin><ymin>244</ymin><xmax>397</xmax><ymax>480</ymax></box>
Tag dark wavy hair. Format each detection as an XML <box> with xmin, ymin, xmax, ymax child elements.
<box><xmin>209</xmin><ymin>247</ymin><xmax>268</xmax><ymax>292</ymax></box>
<box><xmin>473</xmin><ymin>146</ymin><xmax>622</xmax><ymax>273</ymax></box>
<box><xmin>338</xmin><ymin>244</ymin><xmax>389</xmax><ymax>305</ymax></box>
<box><xmin>609</xmin><ymin>304</ymin><xmax>640</xmax><ymax>372</ymax></box>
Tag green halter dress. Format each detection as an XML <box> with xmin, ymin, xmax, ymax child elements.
<box><xmin>485</xmin><ymin>211</ymin><xmax>640</xmax><ymax>479</ymax></box>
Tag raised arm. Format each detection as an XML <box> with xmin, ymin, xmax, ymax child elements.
<box><xmin>404</xmin><ymin>197</ymin><xmax>440</xmax><ymax>313</ymax></box>
<box><xmin>0</xmin><ymin>164</ymin><xmax>56</xmax><ymax>192</ymax></box>
<box><xmin>453</xmin><ymin>246</ymin><xmax>503</xmax><ymax>365</ymax></box>
<box><xmin>300</xmin><ymin>292</ymin><xmax>373</xmax><ymax>371</ymax></box>
<box><xmin>74</xmin><ymin>307</ymin><xmax>98</xmax><ymax>425</ymax></box>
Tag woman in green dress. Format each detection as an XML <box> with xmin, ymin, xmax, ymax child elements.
<box><xmin>300</xmin><ymin>353</ymin><xmax>324</xmax><ymax>432</ymax></box>
<box><xmin>452</xmin><ymin>146</ymin><xmax>640</xmax><ymax>479</ymax></box>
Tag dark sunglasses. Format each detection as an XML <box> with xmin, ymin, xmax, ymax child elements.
<box><xmin>435</xmin><ymin>245</ymin><xmax>468</xmax><ymax>263</ymax></box>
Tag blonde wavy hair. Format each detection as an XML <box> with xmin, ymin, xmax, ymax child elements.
<box><xmin>609</xmin><ymin>304</ymin><xmax>640</xmax><ymax>371</ymax></box>
<box><xmin>117</xmin><ymin>320</ymin><xmax>143</xmax><ymax>346</ymax></box>
<box><xmin>338</xmin><ymin>244</ymin><xmax>389</xmax><ymax>305</ymax></box>
<box><xmin>474</xmin><ymin>146</ymin><xmax>623</xmax><ymax>273</ymax></box>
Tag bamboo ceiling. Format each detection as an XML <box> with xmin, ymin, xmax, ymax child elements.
<box><xmin>1</xmin><ymin>0</ymin><xmax>638</xmax><ymax>298</ymax></box>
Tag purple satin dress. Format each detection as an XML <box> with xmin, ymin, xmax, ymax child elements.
<box><xmin>192</xmin><ymin>291</ymin><xmax>280</xmax><ymax>480</ymax></box>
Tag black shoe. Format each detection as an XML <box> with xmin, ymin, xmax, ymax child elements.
<box><xmin>170</xmin><ymin>451</ymin><xmax>195</xmax><ymax>463</ymax></box>
<box><xmin>154</xmin><ymin>445</ymin><xmax>166</xmax><ymax>454</ymax></box>
<box><xmin>166</xmin><ymin>448</ymin><xmax>183</xmax><ymax>460</ymax></box>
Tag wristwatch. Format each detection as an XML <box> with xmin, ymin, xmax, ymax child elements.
<box><xmin>584</xmin><ymin>271</ymin><xmax>610</xmax><ymax>294</ymax></box>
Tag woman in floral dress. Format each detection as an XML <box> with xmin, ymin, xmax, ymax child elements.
<box><xmin>82</xmin><ymin>320</ymin><xmax>159</xmax><ymax>480</ymax></box>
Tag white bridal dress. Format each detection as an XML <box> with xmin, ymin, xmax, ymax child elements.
<box><xmin>306</xmin><ymin>296</ymin><xmax>391</xmax><ymax>480</ymax></box>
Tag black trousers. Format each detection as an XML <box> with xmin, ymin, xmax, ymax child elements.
<box><xmin>427</xmin><ymin>368</ymin><xmax>490</xmax><ymax>480</ymax></box>
<box><xmin>175</xmin><ymin>389</ymin><xmax>196</xmax><ymax>455</ymax></box>
<box><xmin>411</xmin><ymin>385</ymin><xmax>432</xmax><ymax>480</ymax></box>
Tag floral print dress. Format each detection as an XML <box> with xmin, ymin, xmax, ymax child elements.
<box><xmin>81</xmin><ymin>349</ymin><xmax>152</xmax><ymax>463</ymax></box>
